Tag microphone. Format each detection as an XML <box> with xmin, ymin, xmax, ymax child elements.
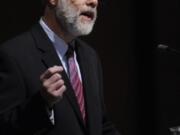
<box><xmin>157</xmin><ymin>44</ymin><xmax>180</xmax><ymax>55</ymax></box>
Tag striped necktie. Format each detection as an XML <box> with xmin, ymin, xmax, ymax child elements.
<box><xmin>66</xmin><ymin>45</ymin><xmax>86</xmax><ymax>122</ymax></box>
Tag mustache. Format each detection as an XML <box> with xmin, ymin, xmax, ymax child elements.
<box><xmin>80</xmin><ymin>7</ymin><xmax>97</xmax><ymax>14</ymax></box>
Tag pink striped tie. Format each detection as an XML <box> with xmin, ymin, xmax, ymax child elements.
<box><xmin>66</xmin><ymin>45</ymin><xmax>86</xmax><ymax>122</ymax></box>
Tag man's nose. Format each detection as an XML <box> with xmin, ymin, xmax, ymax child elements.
<box><xmin>86</xmin><ymin>0</ymin><xmax>98</xmax><ymax>8</ymax></box>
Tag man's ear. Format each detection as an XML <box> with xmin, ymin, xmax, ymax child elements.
<box><xmin>48</xmin><ymin>0</ymin><xmax>58</xmax><ymax>6</ymax></box>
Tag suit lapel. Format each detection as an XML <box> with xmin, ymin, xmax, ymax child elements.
<box><xmin>30</xmin><ymin>24</ymin><xmax>86</xmax><ymax>129</ymax></box>
<box><xmin>75</xmin><ymin>40</ymin><xmax>100</xmax><ymax>134</ymax></box>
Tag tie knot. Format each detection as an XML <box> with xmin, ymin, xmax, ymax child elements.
<box><xmin>66</xmin><ymin>43</ymin><xmax>75</xmax><ymax>58</ymax></box>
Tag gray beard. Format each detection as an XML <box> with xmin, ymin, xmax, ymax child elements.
<box><xmin>55</xmin><ymin>0</ymin><xmax>97</xmax><ymax>37</ymax></box>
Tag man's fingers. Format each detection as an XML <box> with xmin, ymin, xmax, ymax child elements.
<box><xmin>40</xmin><ymin>65</ymin><xmax>66</xmax><ymax>107</ymax></box>
<box><xmin>43</xmin><ymin>73</ymin><xmax>62</xmax><ymax>87</ymax></box>
<box><xmin>53</xmin><ymin>85</ymin><xmax>66</xmax><ymax>98</ymax></box>
<box><xmin>40</xmin><ymin>65</ymin><xmax>63</xmax><ymax>80</ymax></box>
<box><xmin>47</xmin><ymin>79</ymin><xmax>65</xmax><ymax>92</ymax></box>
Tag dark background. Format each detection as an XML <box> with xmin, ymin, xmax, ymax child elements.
<box><xmin>1</xmin><ymin>0</ymin><xmax>180</xmax><ymax>135</ymax></box>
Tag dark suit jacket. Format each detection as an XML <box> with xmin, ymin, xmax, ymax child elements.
<box><xmin>0</xmin><ymin>24</ymin><xmax>120</xmax><ymax>135</ymax></box>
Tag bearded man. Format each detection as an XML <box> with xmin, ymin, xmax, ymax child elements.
<box><xmin>0</xmin><ymin>0</ymin><xmax>120</xmax><ymax>135</ymax></box>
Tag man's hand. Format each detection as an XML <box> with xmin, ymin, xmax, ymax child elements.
<box><xmin>40</xmin><ymin>65</ymin><xmax>66</xmax><ymax>108</ymax></box>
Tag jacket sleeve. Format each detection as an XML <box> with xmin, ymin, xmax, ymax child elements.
<box><xmin>0</xmin><ymin>47</ymin><xmax>53</xmax><ymax>135</ymax></box>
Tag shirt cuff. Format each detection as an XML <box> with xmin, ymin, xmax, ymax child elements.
<box><xmin>46</xmin><ymin>107</ymin><xmax>55</xmax><ymax>125</ymax></box>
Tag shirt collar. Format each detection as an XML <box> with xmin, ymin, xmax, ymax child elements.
<box><xmin>39</xmin><ymin>18</ymin><xmax>68</xmax><ymax>58</ymax></box>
